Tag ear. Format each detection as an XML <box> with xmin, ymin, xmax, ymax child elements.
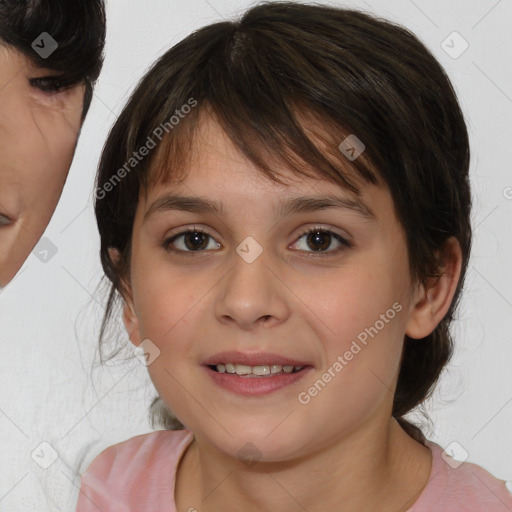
<box><xmin>108</xmin><ymin>247</ymin><xmax>143</xmax><ymax>347</ymax></box>
<box><xmin>405</xmin><ymin>237</ymin><xmax>463</xmax><ymax>339</ymax></box>
<box><xmin>122</xmin><ymin>300</ymin><xmax>143</xmax><ymax>347</ymax></box>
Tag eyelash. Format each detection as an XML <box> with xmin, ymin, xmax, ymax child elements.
<box><xmin>163</xmin><ymin>225</ymin><xmax>352</xmax><ymax>259</ymax></box>
<box><xmin>29</xmin><ymin>76</ymin><xmax>67</xmax><ymax>94</ymax></box>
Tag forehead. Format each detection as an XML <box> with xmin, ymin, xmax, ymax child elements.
<box><xmin>0</xmin><ymin>45</ymin><xmax>57</xmax><ymax>83</ymax></box>
<box><xmin>141</xmin><ymin>115</ymin><xmax>391</xmax><ymax>227</ymax></box>
<box><xmin>0</xmin><ymin>45</ymin><xmax>24</xmax><ymax>71</ymax></box>
<box><xmin>147</xmin><ymin>112</ymin><xmax>371</xmax><ymax>201</ymax></box>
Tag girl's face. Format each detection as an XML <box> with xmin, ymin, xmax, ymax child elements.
<box><xmin>0</xmin><ymin>46</ymin><xmax>85</xmax><ymax>287</ymax></box>
<box><xmin>125</xmin><ymin>115</ymin><xmax>426</xmax><ymax>461</ymax></box>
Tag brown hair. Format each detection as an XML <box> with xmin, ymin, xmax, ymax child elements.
<box><xmin>0</xmin><ymin>0</ymin><xmax>106</xmax><ymax>119</ymax></box>
<box><xmin>95</xmin><ymin>1</ymin><xmax>471</xmax><ymax>444</ymax></box>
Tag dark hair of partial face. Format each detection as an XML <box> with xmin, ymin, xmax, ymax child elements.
<box><xmin>94</xmin><ymin>1</ymin><xmax>472</xmax><ymax>444</ymax></box>
<box><xmin>0</xmin><ymin>0</ymin><xmax>106</xmax><ymax>119</ymax></box>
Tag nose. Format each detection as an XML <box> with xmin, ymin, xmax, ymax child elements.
<box><xmin>214</xmin><ymin>242</ymin><xmax>291</xmax><ymax>331</ymax></box>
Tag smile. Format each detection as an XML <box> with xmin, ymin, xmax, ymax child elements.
<box><xmin>211</xmin><ymin>363</ymin><xmax>305</xmax><ymax>376</ymax></box>
<box><xmin>203</xmin><ymin>364</ymin><xmax>313</xmax><ymax>396</ymax></box>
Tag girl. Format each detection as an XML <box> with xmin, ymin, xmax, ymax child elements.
<box><xmin>0</xmin><ymin>0</ymin><xmax>106</xmax><ymax>286</ymax></box>
<box><xmin>77</xmin><ymin>2</ymin><xmax>512</xmax><ymax>510</ymax></box>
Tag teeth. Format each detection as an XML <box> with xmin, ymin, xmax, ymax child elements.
<box><xmin>214</xmin><ymin>363</ymin><xmax>305</xmax><ymax>376</ymax></box>
<box><xmin>252</xmin><ymin>365</ymin><xmax>270</xmax><ymax>376</ymax></box>
<box><xmin>235</xmin><ymin>364</ymin><xmax>252</xmax><ymax>375</ymax></box>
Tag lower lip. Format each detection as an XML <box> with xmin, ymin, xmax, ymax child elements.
<box><xmin>203</xmin><ymin>365</ymin><xmax>313</xmax><ymax>396</ymax></box>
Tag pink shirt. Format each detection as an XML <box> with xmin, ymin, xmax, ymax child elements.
<box><xmin>76</xmin><ymin>429</ymin><xmax>512</xmax><ymax>511</ymax></box>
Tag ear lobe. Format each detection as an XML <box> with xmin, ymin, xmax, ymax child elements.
<box><xmin>123</xmin><ymin>300</ymin><xmax>143</xmax><ymax>346</ymax></box>
<box><xmin>108</xmin><ymin>247</ymin><xmax>142</xmax><ymax>346</ymax></box>
<box><xmin>405</xmin><ymin>237</ymin><xmax>463</xmax><ymax>340</ymax></box>
<box><xmin>108</xmin><ymin>247</ymin><xmax>121</xmax><ymax>264</ymax></box>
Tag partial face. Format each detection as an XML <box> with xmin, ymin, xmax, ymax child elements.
<box><xmin>126</xmin><ymin>115</ymin><xmax>421</xmax><ymax>461</ymax></box>
<box><xmin>0</xmin><ymin>45</ymin><xmax>85</xmax><ymax>287</ymax></box>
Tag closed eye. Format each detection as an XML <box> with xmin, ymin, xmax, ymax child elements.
<box><xmin>29</xmin><ymin>76</ymin><xmax>69</xmax><ymax>94</ymax></box>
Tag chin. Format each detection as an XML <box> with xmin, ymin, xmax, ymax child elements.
<box><xmin>200</xmin><ymin>417</ymin><xmax>310</xmax><ymax>463</ymax></box>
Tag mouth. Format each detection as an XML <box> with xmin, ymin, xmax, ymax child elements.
<box><xmin>207</xmin><ymin>363</ymin><xmax>308</xmax><ymax>377</ymax></box>
<box><xmin>202</xmin><ymin>351</ymin><xmax>311</xmax><ymax>368</ymax></box>
<box><xmin>201</xmin><ymin>351</ymin><xmax>314</xmax><ymax>396</ymax></box>
<box><xmin>201</xmin><ymin>350</ymin><xmax>314</xmax><ymax>396</ymax></box>
<box><xmin>203</xmin><ymin>363</ymin><xmax>313</xmax><ymax>396</ymax></box>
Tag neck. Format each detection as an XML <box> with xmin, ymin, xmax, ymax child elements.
<box><xmin>176</xmin><ymin>417</ymin><xmax>432</xmax><ymax>512</ymax></box>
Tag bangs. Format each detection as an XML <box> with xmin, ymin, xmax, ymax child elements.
<box><xmin>145</xmin><ymin>99</ymin><xmax>379</xmax><ymax>196</ymax></box>
<box><xmin>0</xmin><ymin>0</ymin><xmax>106</xmax><ymax>85</ymax></box>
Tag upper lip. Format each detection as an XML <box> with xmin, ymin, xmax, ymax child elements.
<box><xmin>202</xmin><ymin>351</ymin><xmax>312</xmax><ymax>367</ymax></box>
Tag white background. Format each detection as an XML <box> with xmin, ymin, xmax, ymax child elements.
<box><xmin>0</xmin><ymin>0</ymin><xmax>511</xmax><ymax>510</ymax></box>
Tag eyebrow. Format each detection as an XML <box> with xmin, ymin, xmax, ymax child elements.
<box><xmin>144</xmin><ymin>193</ymin><xmax>376</xmax><ymax>222</ymax></box>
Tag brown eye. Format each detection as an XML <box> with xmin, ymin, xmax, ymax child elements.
<box><xmin>291</xmin><ymin>227</ymin><xmax>352</xmax><ymax>255</ymax></box>
<box><xmin>305</xmin><ymin>231</ymin><xmax>332</xmax><ymax>251</ymax></box>
<box><xmin>164</xmin><ymin>228</ymin><xmax>220</xmax><ymax>254</ymax></box>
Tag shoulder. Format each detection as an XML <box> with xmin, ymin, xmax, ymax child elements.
<box><xmin>414</xmin><ymin>440</ymin><xmax>512</xmax><ymax>511</ymax></box>
<box><xmin>84</xmin><ymin>429</ymin><xmax>193</xmax><ymax>481</ymax></box>
<box><xmin>76</xmin><ymin>429</ymin><xmax>194</xmax><ymax>511</ymax></box>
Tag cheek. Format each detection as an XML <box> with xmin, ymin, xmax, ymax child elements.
<box><xmin>132</xmin><ymin>254</ymin><xmax>205</xmax><ymax>343</ymax></box>
<box><xmin>1</xmin><ymin>98</ymin><xmax>82</xmax><ymax>205</ymax></box>
<box><xmin>136</xmin><ymin>287</ymin><xmax>192</xmax><ymax>341</ymax></box>
<box><xmin>316</xmin><ymin>262</ymin><xmax>402</xmax><ymax>337</ymax></box>
<box><xmin>131</xmin><ymin>256</ymin><xmax>222</xmax><ymax>405</ymax></box>
<box><xmin>309</xmin><ymin>259</ymin><xmax>408</xmax><ymax>390</ymax></box>
<box><xmin>32</xmin><ymin>101</ymin><xmax>82</xmax><ymax>177</ymax></box>
<box><xmin>134</xmin><ymin>274</ymin><xmax>209</xmax><ymax>421</ymax></box>
<box><xmin>31</xmin><ymin>111</ymin><xmax>82</xmax><ymax>218</ymax></box>
<box><xmin>19</xmin><ymin>129</ymin><xmax>78</xmax><ymax>236</ymax></box>
<box><xmin>293</xmin><ymin>269</ymin><xmax>407</xmax><ymax>442</ymax></box>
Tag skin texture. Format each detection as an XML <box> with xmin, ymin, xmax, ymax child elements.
<box><xmin>122</xmin><ymin>113</ymin><xmax>462</xmax><ymax>511</ymax></box>
<box><xmin>0</xmin><ymin>46</ymin><xmax>85</xmax><ymax>287</ymax></box>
